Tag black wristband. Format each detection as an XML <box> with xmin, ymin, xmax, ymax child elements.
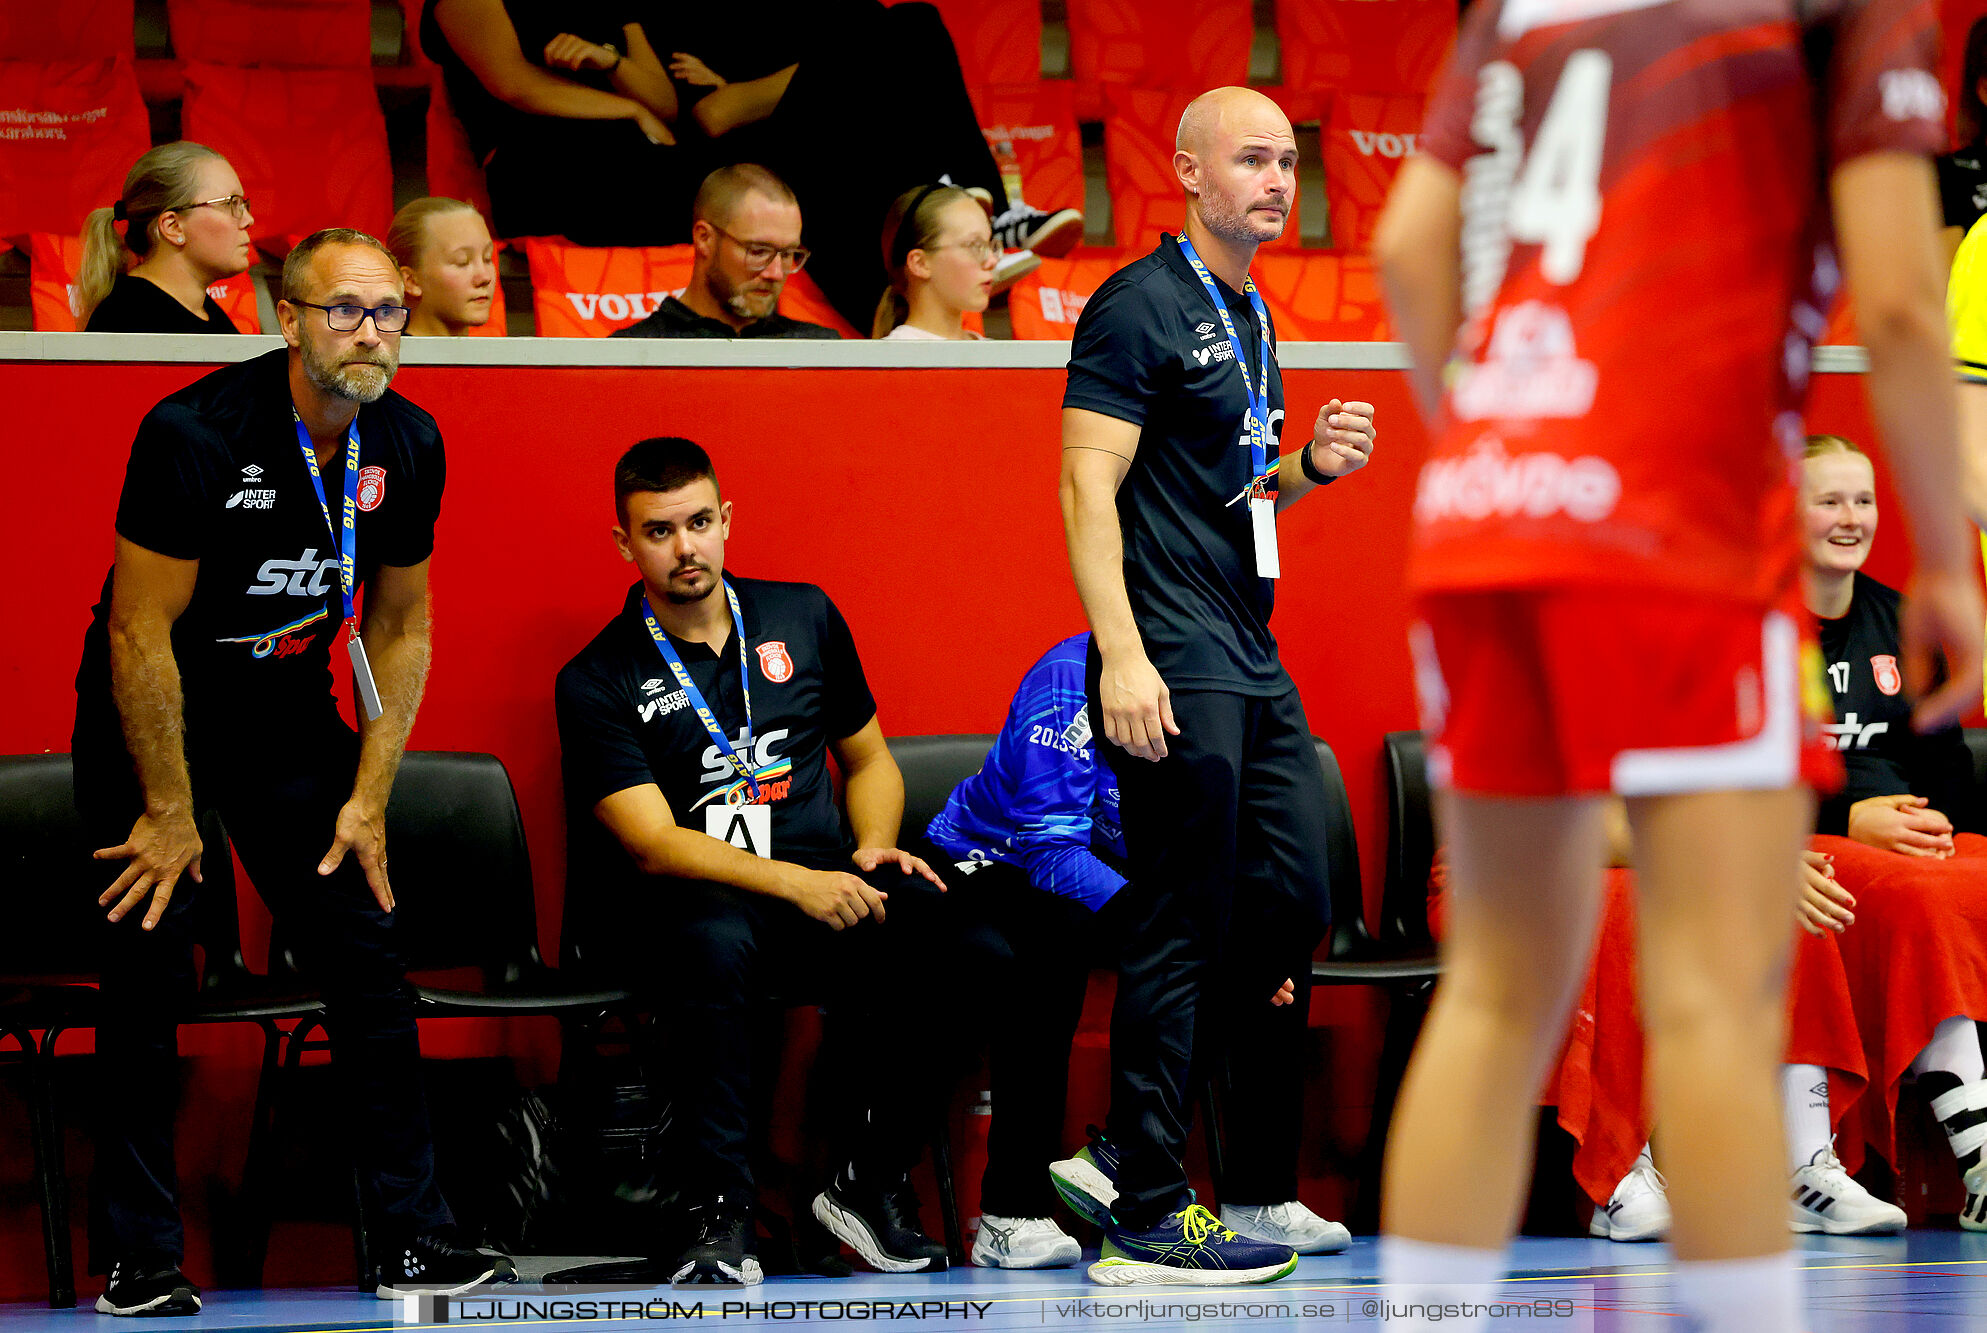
<box><xmin>1299</xmin><ymin>442</ymin><xmax>1336</xmax><ymax>486</ymax></box>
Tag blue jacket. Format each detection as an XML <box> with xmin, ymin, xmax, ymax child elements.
<box><xmin>925</xmin><ymin>634</ymin><xmax>1126</xmax><ymax>910</ymax></box>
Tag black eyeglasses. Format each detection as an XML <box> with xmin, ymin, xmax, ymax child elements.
<box><xmin>290</xmin><ymin>300</ymin><xmax>411</xmax><ymax>333</ymax></box>
<box><xmin>707</xmin><ymin>223</ymin><xmax>810</xmax><ymax>273</ymax></box>
<box><xmin>172</xmin><ymin>194</ymin><xmax>252</xmax><ymax>222</ymax></box>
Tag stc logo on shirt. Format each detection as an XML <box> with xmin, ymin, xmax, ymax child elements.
<box><xmin>248</xmin><ymin>548</ymin><xmax>341</xmax><ymax>597</ymax></box>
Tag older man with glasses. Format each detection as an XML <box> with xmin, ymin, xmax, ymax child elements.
<box><xmin>614</xmin><ymin>163</ymin><xmax>840</xmax><ymax>339</ymax></box>
<box><xmin>70</xmin><ymin>227</ymin><xmax>513</xmax><ymax>1315</ymax></box>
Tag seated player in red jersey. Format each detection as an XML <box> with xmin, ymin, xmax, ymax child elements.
<box><xmin>1373</xmin><ymin>4</ymin><xmax>1983</xmax><ymax>1330</ymax></box>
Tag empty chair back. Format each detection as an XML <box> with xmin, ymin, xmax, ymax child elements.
<box><xmin>1310</xmin><ymin>736</ymin><xmax>1371</xmax><ymax>961</ymax></box>
<box><xmin>1381</xmin><ymin>730</ymin><xmax>1436</xmax><ymax>950</ymax></box>
<box><xmin>886</xmin><ymin>734</ymin><xmax>995</xmax><ymax>844</ymax></box>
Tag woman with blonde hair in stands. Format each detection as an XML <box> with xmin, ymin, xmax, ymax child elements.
<box><xmin>873</xmin><ymin>184</ymin><xmax>994</xmax><ymax>341</ymax></box>
<box><xmin>79</xmin><ymin>141</ymin><xmax>254</xmax><ymax>333</ymax></box>
<box><xmin>389</xmin><ymin>197</ymin><xmax>498</xmax><ymax>336</ymax></box>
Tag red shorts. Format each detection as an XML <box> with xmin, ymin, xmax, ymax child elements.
<box><xmin>1408</xmin><ymin>589</ymin><xmax>1840</xmax><ymax>798</ymax></box>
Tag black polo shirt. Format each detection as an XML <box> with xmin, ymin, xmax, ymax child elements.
<box><xmin>556</xmin><ymin>576</ymin><xmax>878</xmax><ymax>925</ymax></box>
<box><xmin>1063</xmin><ymin>233</ymin><xmax>1288</xmax><ymax>695</ymax></box>
<box><xmin>73</xmin><ymin>348</ymin><xmax>445</xmax><ymax>762</ymax></box>
<box><xmin>611</xmin><ymin>296</ymin><xmax>840</xmax><ymax>339</ymax></box>
<box><xmin>85</xmin><ymin>274</ymin><xmax>238</xmax><ymax>334</ymax></box>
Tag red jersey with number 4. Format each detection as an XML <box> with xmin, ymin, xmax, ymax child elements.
<box><xmin>1408</xmin><ymin>0</ymin><xmax>1944</xmax><ymax>600</ymax></box>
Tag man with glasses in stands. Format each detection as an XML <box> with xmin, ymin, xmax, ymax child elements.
<box><xmin>71</xmin><ymin>227</ymin><xmax>511</xmax><ymax>1316</ymax></box>
<box><xmin>614</xmin><ymin>163</ymin><xmax>840</xmax><ymax>339</ymax></box>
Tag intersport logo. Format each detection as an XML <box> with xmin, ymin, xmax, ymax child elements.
<box><xmin>1348</xmin><ymin>130</ymin><xmax>1419</xmax><ymax>159</ymax></box>
<box><xmin>563</xmin><ymin>288</ymin><xmax>687</xmax><ymax>322</ymax></box>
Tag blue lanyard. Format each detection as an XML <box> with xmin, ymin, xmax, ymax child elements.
<box><xmin>642</xmin><ymin>579</ymin><xmax>759</xmax><ymax>803</ymax></box>
<box><xmin>292</xmin><ymin>410</ymin><xmax>360</xmax><ymax>626</ymax></box>
<box><xmin>1176</xmin><ymin>234</ymin><xmax>1274</xmax><ymax>499</ymax></box>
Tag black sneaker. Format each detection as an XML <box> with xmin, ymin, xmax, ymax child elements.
<box><xmin>374</xmin><ymin>1232</ymin><xmax>517</xmax><ymax>1298</ymax></box>
<box><xmin>671</xmin><ymin>1193</ymin><xmax>763</xmax><ymax>1287</ymax></box>
<box><xmin>810</xmin><ymin>1163</ymin><xmax>949</xmax><ymax>1273</ymax></box>
<box><xmin>97</xmin><ymin>1261</ymin><xmax>201</xmax><ymax>1317</ymax></box>
<box><xmin>990</xmin><ymin>205</ymin><xmax>1083</xmax><ymax>258</ymax></box>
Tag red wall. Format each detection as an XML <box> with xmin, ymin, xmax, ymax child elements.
<box><xmin>0</xmin><ymin>355</ymin><xmax>1908</xmax><ymax>1296</ymax></box>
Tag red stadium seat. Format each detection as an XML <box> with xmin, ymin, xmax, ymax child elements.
<box><xmin>1066</xmin><ymin>0</ymin><xmax>1251</xmax><ymax>121</ymax></box>
<box><xmin>1278</xmin><ymin>0</ymin><xmax>1455</xmax><ymax>120</ymax></box>
<box><xmin>1007</xmin><ymin>249</ymin><xmax>1136</xmax><ymax>339</ymax></box>
<box><xmin>28</xmin><ymin>230</ymin><xmax>261</xmax><ymax>331</ymax></box>
<box><xmin>895</xmin><ymin>0</ymin><xmax>1041</xmax><ymax>87</ymax></box>
<box><xmin>0</xmin><ymin>59</ymin><xmax>151</xmax><ymax>243</ymax></box>
<box><xmin>777</xmin><ymin>270</ymin><xmax>862</xmax><ymax>338</ymax></box>
<box><xmin>181</xmin><ymin>63</ymin><xmax>393</xmax><ymax>243</ymax></box>
<box><xmin>1252</xmin><ymin>252</ymin><xmax>1390</xmax><ymax>342</ymax></box>
<box><xmin>1104</xmin><ymin>86</ymin><xmax>1299</xmax><ymax>251</ymax></box>
<box><xmin>526</xmin><ymin>238</ymin><xmax>694</xmax><ymax>336</ymax></box>
<box><xmin>970</xmin><ymin>81</ymin><xmax>1084</xmax><ymax>218</ymax></box>
<box><xmin>0</xmin><ymin>1</ymin><xmax>135</xmax><ymax>61</ymax></box>
<box><xmin>165</xmin><ymin>0</ymin><xmax>372</xmax><ymax>68</ymax></box>
<box><xmin>1321</xmin><ymin>92</ymin><xmax>1426</xmax><ymax>254</ymax></box>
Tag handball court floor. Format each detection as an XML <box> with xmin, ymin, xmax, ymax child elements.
<box><xmin>4</xmin><ymin>1234</ymin><xmax>1985</xmax><ymax>1332</ymax></box>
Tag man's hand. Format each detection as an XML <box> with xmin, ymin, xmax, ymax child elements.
<box><xmin>96</xmin><ymin>810</ymin><xmax>203</xmax><ymax>930</ymax></box>
<box><xmin>320</xmin><ymin>799</ymin><xmax>395</xmax><ymax>911</ymax></box>
<box><xmin>544</xmin><ymin>33</ymin><xmax>618</xmax><ymax>72</ymax></box>
<box><xmin>781</xmin><ymin>865</ymin><xmax>890</xmax><ymax>929</ymax></box>
<box><xmin>1901</xmin><ymin>569</ymin><xmax>1986</xmax><ymax>732</ymax></box>
<box><xmin>1306</xmin><ymin>399</ymin><xmax>1376</xmax><ymax>479</ymax></box>
<box><xmin>1099</xmin><ymin>644</ymin><xmax>1178</xmax><ymax>761</ymax></box>
<box><xmin>1796</xmin><ymin>849</ymin><xmax>1856</xmax><ymax>936</ymax></box>
<box><xmin>669</xmin><ymin>52</ymin><xmax>726</xmax><ymax>87</ymax></box>
<box><xmin>630</xmin><ymin>104</ymin><xmax>675</xmax><ymax>145</ymax></box>
<box><xmin>1268</xmin><ymin>976</ymin><xmax>1295</xmax><ymax>1007</ymax></box>
<box><xmin>1846</xmin><ymin>793</ymin><xmax>1954</xmax><ymax>858</ymax></box>
<box><xmin>852</xmin><ymin>846</ymin><xmax>946</xmax><ymax>891</ymax></box>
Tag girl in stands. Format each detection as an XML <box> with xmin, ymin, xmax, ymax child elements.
<box><xmin>79</xmin><ymin>141</ymin><xmax>253</xmax><ymax>333</ymax></box>
<box><xmin>390</xmin><ymin>198</ymin><xmax>498</xmax><ymax>336</ymax></box>
<box><xmin>873</xmin><ymin>185</ymin><xmax>993</xmax><ymax>341</ymax></box>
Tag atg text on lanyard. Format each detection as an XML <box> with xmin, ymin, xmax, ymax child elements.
<box><xmin>293</xmin><ymin>410</ymin><xmax>383</xmax><ymax>720</ymax></box>
<box><xmin>1176</xmin><ymin>234</ymin><xmax>1279</xmax><ymax>579</ymax></box>
<box><xmin>641</xmin><ymin>582</ymin><xmax>758</xmax><ymax>802</ymax></box>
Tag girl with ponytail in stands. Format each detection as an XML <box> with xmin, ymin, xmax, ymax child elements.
<box><xmin>79</xmin><ymin>142</ymin><xmax>254</xmax><ymax>333</ymax></box>
<box><xmin>389</xmin><ymin>197</ymin><xmax>498</xmax><ymax>336</ymax></box>
<box><xmin>873</xmin><ymin>184</ymin><xmax>994</xmax><ymax>341</ymax></box>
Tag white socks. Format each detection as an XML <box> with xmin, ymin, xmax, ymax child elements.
<box><xmin>1379</xmin><ymin>1236</ymin><xmax>1504</xmax><ymax>1332</ymax></box>
<box><xmin>1909</xmin><ymin>1015</ymin><xmax>1987</xmax><ymax>1084</ymax></box>
<box><xmin>1782</xmin><ymin>1063</ymin><xmax>1832</xmax><ymax>1172</ymax></box>
<box><xmin>1674</xmin><ymin>1251</ymin><xmax>1803</xmax><ymax>1333</ymax></box>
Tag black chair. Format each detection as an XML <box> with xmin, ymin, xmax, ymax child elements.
<box><xmin>272</xmin><ymin>751</ymin><xmax>634</xmax><ymax>1287</ymax></box>
<box><xmin>1298</xmin><ymin>733</ymin><xmax>1443</xmax><ymax>1232</ymax></box>
<box><xmin>0</xmin><ymin>753</ymin><xmax>326</xmax><ymax>1308</ymax></box>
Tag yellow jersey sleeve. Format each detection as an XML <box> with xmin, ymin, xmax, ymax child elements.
<box><xmin>1950</xmin><ymin>213</ymin><xmax>1987</xmax><ymax>384</ymax></box>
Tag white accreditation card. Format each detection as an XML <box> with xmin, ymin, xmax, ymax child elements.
<box><xmin>1250</xmin><ymin>495</ymin><xmax>1280</xmax><ymax>579</ymax></box>
<box><xmin>347</xmin><ymin>625</ymin><xmax>383</xmax><ymax>721</ymax></box>
<box><xmin>706</xmin><ymin>803</ymin><xmax>773</xmax><ymax>858</ymax></box>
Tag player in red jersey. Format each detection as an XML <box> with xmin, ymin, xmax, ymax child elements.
<box><xmin>1373</xmin><ymin>3</ymin><xmax>1982</xmax><ymax>1330</ymax></box>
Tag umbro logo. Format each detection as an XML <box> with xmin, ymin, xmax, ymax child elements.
<box><xmin>641</xmin><ymin>678</ymin><xmax>667</xmax><ymax>693</ymax></box>
<box><xmin>241</xmin><ymin>464</ymin><xmax>264</xmax><ymax>480</ymax></box>
<box><xmin>1196</xmin><ymin>322</ymin><xmax>1217</xmax><ymax>340</ymax></box>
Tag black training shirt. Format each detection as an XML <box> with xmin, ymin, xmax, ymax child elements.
<box><xmin>1938</xmin><ymin>140</ymin><xmax>1987</xmax><ymax>233</ymax></box>
<box><xmin>1063</xmin><ymin>234</ymin><xmax>1288</xmax><ymax>694</ymax></box>
<box><xmin>556</xmin><ymin>576</ymin><xmax>878</xmax><ymax>932</ymax></box>
<box><xmin>85</xmin><ymin>274</ymin><xmax>237</xmax><ymax>334</ymax></box>
<box><xmin>611</xmin><ymin>296</ymin><xmax>841</xmax><ymax>340</ymax></box>
<box><xmin>74</xmin><ymin>349</ymin><xmax>445</xmax><ymax>755</ymax></box>
<box><xmin>1814</xmin><ymin>572</ymin><xmax>1979</xmax><ymax>837</ymax></box>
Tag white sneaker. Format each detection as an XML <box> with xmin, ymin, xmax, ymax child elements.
<box><xmin>1790</xmin><ymin>1145</ymin><xmax>1906</xmax><ymax>1234</ymax></box>
<box><xmin>990</xmin><ymin>249</ymin><xmax>1042</xmax><ymax>297</ymax></box>
<box><xmin>1218</xmin><ymin>1201</ymin><xmax>1350</xmax><ymax>1254</ymax></box>
<box><xmin>1588</xmin><ymin>1153</ymin><xmax>1670</xmax><ymax>1242</ymax></box>
<box><xmin>1962</xmin><ymin>1159</ymin><xmax>1986</xmax><ymax>1232</ymax></box>
<box><xmin>970</xmin><ymin>1214</ymin><xmax>1081</xmax><ymax>1268</ymax></box>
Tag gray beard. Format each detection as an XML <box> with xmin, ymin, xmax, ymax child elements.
<box><xmin>302</xmin><ymin>345</ymin><xmax>395</xmax><ymax>403</ymax></box>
